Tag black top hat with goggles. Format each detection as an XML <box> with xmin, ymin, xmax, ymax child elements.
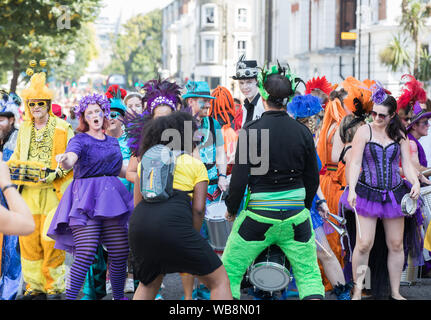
<box><xmin>232</xmin><ymin>54</ymin><xmax>259</xmax><ymax>80</ymax></box>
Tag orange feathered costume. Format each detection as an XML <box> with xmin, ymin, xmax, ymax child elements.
<box><xmin>316</xmin><ymin>76</ymin><xmax>375</xmax><ymax>291</ymax></box>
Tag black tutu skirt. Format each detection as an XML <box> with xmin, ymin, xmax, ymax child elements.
<box><xmin>128</xmin><ymin>191</ymin><xmax>222</xmax><ymax>285</ymax></box>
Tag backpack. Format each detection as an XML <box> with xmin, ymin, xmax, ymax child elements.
<box><xmin>140</xmin><ymin>144</ymin><xmax>182</xmax><ymax>202</ymax></box>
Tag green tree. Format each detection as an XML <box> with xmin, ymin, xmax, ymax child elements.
<box><xmin>0</xmin><ymin>0</ymin><xmax>102</xmax><ymax>92</ymax></box>
<box><xmin>52</xmin><ymin>23</ymin><xmax>99</xmax><ymax>83</ymax></box>
<box><xmin>379</xmin><ymin>0</ymin><xmax>431</xmax><ymax>80</ymax></box>
<box><xmin>104</xmin><ymin>10</ymin><xmax>162</xmax><ymax>89</ymax></box>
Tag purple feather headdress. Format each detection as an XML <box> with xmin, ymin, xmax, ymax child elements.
<box><xmin>371</xmin><ymin>81</ymin><xmax>389</xmax><ymax>105</ymax></box>
<box><xmin>122</xmin><ymin>110</ymin><xmax>152</xmax><ymax>157</ymax></box>
<box><xmin>74</xmin><ymin>93</ymin><xmax>111</xmax><ymax>119</ymax></box>
<box><xmin>142</xmin><ymin>79</ymin><xmax>182</xmax><ymax>115</ymax></box>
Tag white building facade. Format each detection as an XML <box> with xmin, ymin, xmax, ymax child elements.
<box><xmin>161</xmin><ymin>0</ymin><xmax>264</xmax><ymax>97</ymax></box>
<box><xmin>162</xmin><ymin>0</ymin><xmax>431</xmax><ymax>97</ymax></box>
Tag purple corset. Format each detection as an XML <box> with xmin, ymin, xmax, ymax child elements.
<box><xmin>359</xmin><ymin>141</ymin><xmax>401</xmax><ymax>190</ymax></box>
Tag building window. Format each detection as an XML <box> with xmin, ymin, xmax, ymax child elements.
<box><xmin>237</xmin><ymin>8</ymin><xmax>248</xmax><ymax>26</ymax></box>
<box><xmin>237</xmin><ymin>40</ymin><xmax>247</xmax><ymax>59</ymax></box>
<box><xmin>202</xmin><ymin>4</ymin><xmax>217</xmax><ymax>27</ymax></box>
<box><xmin>202</xmin><ymin>35</ymin><xmax>218</xmax><ymax>63</ymax></box>
<box><xmin>205</xmin><ymin>39</ymin><xmax>215</xmax><ymax>61</ymax></box>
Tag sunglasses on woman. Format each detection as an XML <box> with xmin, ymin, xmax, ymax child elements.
<box><xmin>371</xmin><ymin>111</ymin><xmax>390</xmax><ymax>120</ymax></box>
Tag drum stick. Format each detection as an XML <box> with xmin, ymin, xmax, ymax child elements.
<box><xmin>353</xmin><ymin>207</ymin><xmax>362</xmax><ymax>239</ymax></box>
<box><xmin>218</xmin><ymin>192</ymin><xmax>224</xmax><ymax>204</ymax></box>
<box><xmin>315</xmin><ymin>239</ymin><xmax>332</xmax><ymax>257</ymax></box>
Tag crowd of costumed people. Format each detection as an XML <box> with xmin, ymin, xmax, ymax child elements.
<box><xmin>0</xmin><ymin>56</ymin><xmax>431</xmax><ymax>301</ymax></box>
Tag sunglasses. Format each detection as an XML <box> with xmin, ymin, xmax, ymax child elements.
<box><xmin>371</xmin><ymin>111</ymin><xmax>390</xmax><ymax>120</ymax></box>
<box><xmin>109</xmin><ymin>111</ymin><xmax>122</xmax><ymax>119</ymax></box>
<box><xmin>28</xmin><ymin>101</ymin><xmax>48</xmax><ymax>108</ymax></box>
<box><xmin>418</xmin><ymin>120</ymin><xmax>431</xmax><ymax>127</ymax></box>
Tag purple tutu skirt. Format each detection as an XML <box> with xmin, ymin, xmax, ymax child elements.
<box><xmin>339</xmin><ymin>181</ymin><xmax>411</xmax><ymax>219</ymax></box>
<box><xmin>47</xmin><ymin>176</ymin><xmax>134</xmax><ymax>253</ymax></box>
<box><xmin>339</xmin><ymin>181</ymin><xmax>424</xmax><ymax>268</ymax></box>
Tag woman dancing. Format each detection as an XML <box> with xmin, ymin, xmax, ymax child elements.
<box><xmin>341</xmin><ymin>88</ymin><xmax>421</xmax><ymax>300</ymax></box>
<box><xmin>47</xmin><ymin>94</ymin><xmax>133</xmax><ymax>300</ymax></box>
<box><xmin>128</xmin><ymin>112</ymin><xmax>232</xmax><ymax>300</ymax></box>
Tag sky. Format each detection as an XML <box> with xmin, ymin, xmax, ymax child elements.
<box><xmin>99</xmin><ymin>0</ymin><xmax>173</xmax><ymax>23</ymax></box>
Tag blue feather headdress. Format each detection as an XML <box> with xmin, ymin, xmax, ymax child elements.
<box><xmin>287</xmin><ymin>94</ymin><xmax>323</xmax><ymax>119</ymax></box>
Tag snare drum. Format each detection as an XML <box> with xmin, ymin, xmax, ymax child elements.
<box><xmin>247</xmin><ymin>245</ymin><xmax>291</xmax><ymax>293</ymax></box>
<box><xmin>205</xmin><ymin>200</ymin><xmax>233</xmax><ymax>251</ymax></box>
<box><xmin>401</xmin><ymin>193</ymin><xmax>418</xmax><ymax>217</ymax></box>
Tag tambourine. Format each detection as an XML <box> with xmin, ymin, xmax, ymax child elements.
<box><xmin>401</xmin><ymin>193</ymin><xmax>418</xmax><ymax>217</ymax></box>
<box><xmin>7</xmin><ymin>159</ymin><xmax>55</xmax><ymax>186</ymax></box>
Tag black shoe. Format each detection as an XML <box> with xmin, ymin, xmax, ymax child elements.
<box><xmin>16</xmin><ymin>290</ymin><xmax>47</xmax><ymax>300</ymax></box>
<box><xmin>388</xmin><ymin>295</ymin><xmax>407</xmax><ymax>300</ymax></box>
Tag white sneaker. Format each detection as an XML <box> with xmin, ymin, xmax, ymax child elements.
<box><xmin>124</xmin><ymin>278</ymin><xmax>135</xmax><ymax>293</ymax></box>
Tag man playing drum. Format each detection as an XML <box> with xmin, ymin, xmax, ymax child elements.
<box><xmin>222</xmin><ymin>63</ymin><xmax>325</xmax><ymax>300</ymax></box>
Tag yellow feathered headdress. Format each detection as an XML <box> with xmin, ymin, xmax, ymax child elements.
<box><xmin>20</xmin><ymin>72</ymin><xmax>55</xmax><ymax>121</ymax></box>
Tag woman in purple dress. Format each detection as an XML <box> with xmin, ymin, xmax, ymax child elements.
<box><xmin>341</xmin><ymin>92</ymin><xmax>421</xmax><ymax>300</ymax></box>
<box><xmin>47</xmin><ymin>94</ymin><xmax>133</xmax><ymax>300</ymax></box>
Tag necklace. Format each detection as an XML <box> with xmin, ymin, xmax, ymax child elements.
<box><xmin>32</xmin><ymin>116</ymin><xmax>50</xmax><ymax>143</ymax></box>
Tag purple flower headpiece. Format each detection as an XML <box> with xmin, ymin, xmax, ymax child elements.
<box><xmin>142</xmin><ymin>79</ymin><xmax>182</xmax><ymax>115</ymax></box>
<box><xmin>371</xmin><ymin>81</ymin><xmax>390</xmax><ymax>105</ymax></box>
<box><xmin>74</xmin><ymin>93</ymin><xmax>111</xmax><ymax>119</ymax></box>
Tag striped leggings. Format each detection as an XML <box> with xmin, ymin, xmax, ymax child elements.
<box><xmin>66</xmin><ymin>223</ymin><xmax>129</xmax><ymax>300</ymax></box>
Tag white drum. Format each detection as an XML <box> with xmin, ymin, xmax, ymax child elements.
<box><xmin>247</xmin><ymin>245</ymin><xmax>291</xmax><ymax>293</ymax></box>
<box><xmin>205</xmin><ymin>201</ymin><xmax>233</xmax><ymax>251</ymax></box>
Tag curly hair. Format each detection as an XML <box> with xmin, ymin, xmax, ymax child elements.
<box><xmin>138</xmin><ymin>111</ymin><xmax>199</xmax><ymax>157</ymax></box>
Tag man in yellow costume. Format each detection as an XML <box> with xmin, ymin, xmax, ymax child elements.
<box><xmin>11</xmin><ymin>72</ymin><xmax>74</xmax><ymax>300</ymax></box>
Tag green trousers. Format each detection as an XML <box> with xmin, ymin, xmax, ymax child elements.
<box><xmin>222</xmin><ymin>208</ymin><xmax>324</xmax><ymax>300</ymax></box>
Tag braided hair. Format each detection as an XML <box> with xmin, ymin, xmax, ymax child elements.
<box><xmin>209</xmin><ymin>86</ymin><xmax>236</xmax><ymax>127</ymax></box>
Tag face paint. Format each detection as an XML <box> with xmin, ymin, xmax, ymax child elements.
<box><xmin>85</xmin><ymin>111</ymin><xmax>103</xmax><ymax>120</ymax></box>
<box><xmin>198</xmin><ymin>99</ymin><xmax>207</xmax><ymax>110</ymax></box>
<box><xmin>239</xmin><ymin>79</ymin><xmax>258</xmax><ymax>100</ymax></box>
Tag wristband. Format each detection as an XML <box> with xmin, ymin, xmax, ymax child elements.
<box><xmin>2</xmin><ymin>184</ymin><xmax>16</xmax><ymax>193</ymax></box>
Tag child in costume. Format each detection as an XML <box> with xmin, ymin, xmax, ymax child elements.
<box><xmin>222</xmin><ymin>63</ymin><xmax>324</xmax><ymax>300</ymax></box>
<box><xmin>340</xmin><ymin>85</ymin><xmax>422</xmax><ymax>300</ymax></box>
<box><xmin>11</xmin><ymin>73</ymin><xmax>74</xmax><ymax>300</ymax></box>
<box><xmin>47</xmin><ymin>93</ymin><xmax>133</xmax><ymax>300</ymax></box>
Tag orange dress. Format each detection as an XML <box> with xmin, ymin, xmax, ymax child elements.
<box><xmin>316</xmin><ymin>98</ymin><xmax>347</xmax><ymax>291</ymax></box>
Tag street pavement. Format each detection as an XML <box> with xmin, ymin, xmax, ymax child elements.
<box><xmin>101</xmin><ymin>272</ymin><xmax>431</xmax><ymax>301</ymax></box>
<box><xmin>15</xmin><ymin>252</ymin><xmax>431</xmax><ymax>300</ymax></box>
